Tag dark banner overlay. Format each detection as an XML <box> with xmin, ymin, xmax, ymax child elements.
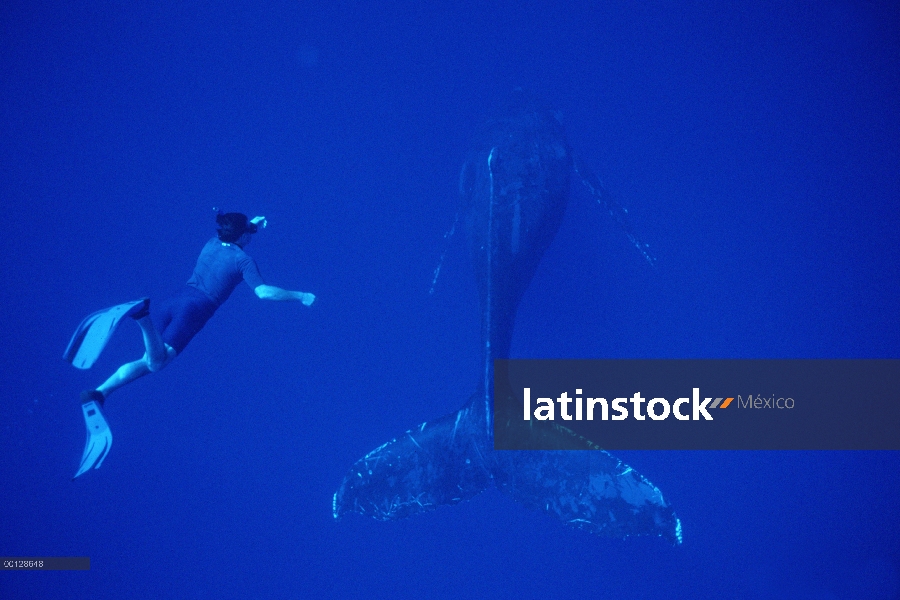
<box><xmin>1</xmin><ymin>557</ymin><xmax>90</xmax><ymax>570</ymax></box>
<box><xmin>493</xmin><ymin>359</ymin><xmax>900</xmax><ymax>450</ymax></box>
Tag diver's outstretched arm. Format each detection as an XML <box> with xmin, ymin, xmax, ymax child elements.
<box><xmin>246</xmin><ymin>216</ymin><xmax>314</xmax><ymax>305</ymax></box>
<box><xmin>244</xmin><ymin>217</ymin><xmax>316</xmax><ymax>306</ymax></box>
<box><xmin>254</xmin><ymin>285</ymin><xmax>315</xmax><ymax>306</ymax></box>
<box><xmin>572</xmin><ymin>153</ymin><xmax>657</xmax><ymax>266</ymax></box>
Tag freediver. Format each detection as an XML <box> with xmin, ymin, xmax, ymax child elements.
<box><xmin>67</xmin><ymin>212</ymin><xmax>315</xmax><ymax>477</ymax></box>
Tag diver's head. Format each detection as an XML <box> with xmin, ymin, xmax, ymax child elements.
<box><xmin>216</xmin><ymin>212</ymin><xmax>258</xmax><ymax>246</ymax></box>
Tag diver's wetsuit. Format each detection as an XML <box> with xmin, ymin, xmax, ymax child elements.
<box><xmin>152</xmin><ymin>238</ymin><xmax>265</xmax><ymax>354</ymax></box>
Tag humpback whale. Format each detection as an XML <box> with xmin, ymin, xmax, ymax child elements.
<box><xmin>333</xmin><ymin>96</ymin><xmax>682</xmax><ymax>544</ymax></box>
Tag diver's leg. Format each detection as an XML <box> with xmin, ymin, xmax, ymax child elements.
<box><xmin>134</xmin><ymin>314</ymin><xmax>170</xmax><ymax>369</ymax></box>
<box><xmin>96</xmin><ymin>359</ymin><xmax>152</xmax><ymax>399</ymax></box>
<box><xmin>89</xmin><ymin>314</ymin><xmax>176</xmax><ymax>401</ymax></box>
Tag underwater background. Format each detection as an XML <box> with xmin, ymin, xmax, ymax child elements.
<box><xmin>2</xmin><ymin>1</ymin><xmax>899</xmax><ymax>598</ymax></box>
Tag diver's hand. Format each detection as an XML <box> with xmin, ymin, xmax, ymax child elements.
<box><xmin>302</xmin><ymin>293</ymin><xmax>315</xmax><ymax>307</ymax></box>
<box><xmin>250</xmin><ymin>216</ymin><xmax>267</xmax><ymax>229</ymax></box>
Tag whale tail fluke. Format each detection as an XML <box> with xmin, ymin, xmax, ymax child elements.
<box><xmin>333</xmin><ymin>393</ymin><xmax>494</xmax><ymax>522</ymax></box>
<box><xmin>335</xmin><ymin>394</ymin><xmax>682</xmax><ymax>544</ymax></box>
<box><xmin>493</xmin><ymin>449</ymin><xmax>682</xmax><ymax>545</ymax></box>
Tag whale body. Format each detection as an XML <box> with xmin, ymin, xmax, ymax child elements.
<box><xmin>333</xmin><ymin>97</ymin><xmax>681</xmax><ymax>545</ymax></box>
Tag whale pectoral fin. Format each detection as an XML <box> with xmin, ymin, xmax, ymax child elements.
<box><xmin>333</xmin><ymin>397</ymin><xmax>494</xmax><ymax>522</ymax></box>
<box><xmin>493</xmin><ymin>449</ymin><xmax>682</xmax><ymax>545</ymax></box>
<box><xmin>572</xmin><ymin>153</ymin><xmax>657</xmax><ymax>267</ymax></box>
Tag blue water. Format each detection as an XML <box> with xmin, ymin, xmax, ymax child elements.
<box><xmin>2</xmin><ymin>1</ymin><xmax>898</xmax><ymax>598</ymax></box>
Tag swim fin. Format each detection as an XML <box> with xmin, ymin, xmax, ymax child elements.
<box><xmin>73</xmin><ymin>400</ymin><xmax>113</xmax><ymax>479</ymax></box>
<box><xmin>63</xmin><ymin>298</ymin><xmax>149</xmax><ymax>369</ymax></box>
